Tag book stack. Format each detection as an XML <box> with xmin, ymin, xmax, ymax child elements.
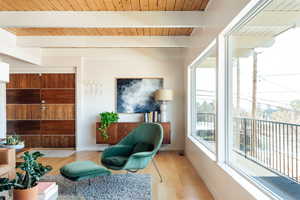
<box><xmin>38</xmin><ymin>182</ymin><xmax>58</xmax><ymax>200</ymax></box>
<box><xmin>144</xmin><ymin>111</ymin><xmax>161</xmax><ymax>123</ymax></box>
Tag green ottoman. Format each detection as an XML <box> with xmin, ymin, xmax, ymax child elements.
<box><xmin>60</xmin><ymin>161</ymin><xmax>111</xmax><ymax>182</ymax></box>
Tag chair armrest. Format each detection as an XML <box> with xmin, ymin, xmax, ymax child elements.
<box><xmin>102</xmin><ymin>145</ymin><xmax>133</xmax><ymax>158</ymax></box>
<box><xmin>0</xmin><ymin>148</ymin><xmax>15</xmax><ymax>166</ymax></box>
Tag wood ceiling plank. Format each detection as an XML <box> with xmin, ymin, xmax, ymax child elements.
<box><xmin>174</xmin><ymin>0</ymin><xmax>185</xmax><ymax>10</ymax></box>
<box><xmin>140</xmin><ymin>0</ymin><xmax>149</xmax><ymax>11</ymax></box>
<box><xmin>168</xmin><ymin>28</ymin><xmax>176</xmax><ymax>35</ymax></box>
<box><xmin>5</xmin><ymin>28</ymin><xmax>194</xmax><ymax>36</ymax></box>
<box><xmin>143</xmin><ymin>28</ymin><xmax>151</xmax><ymax>35</ymax></box>
<box><xmin>85</xmin><ymin>0</ymin><xmax>99</xmax><ymax>10</ymax></box>
<box><xmin>162</xmin><ymin>28</ymin><xmax>169</xmax><ymax>36</ymax></box>
<box><xmin>121</xmin><ymin>0</ymin><xmax>132</xmax><ymax>10</ymax></box>
<box><xmin>149</xmin><ymin>0</ymin><xmax>158</xmax><ymax>10</ymax></box>
<box><xmin>0</xmin><ymin>0</ymin><xmax>208</xmax><ymax>10</ymax></box>
<box><xmin>191</xmin><ymin>0</ymin><xmax>202</xmax><ymax>10</ymax></box>
<box><xmin>76</xmin><ymin>0</ymin><xmax>91</xmax><ymax>10</ymax></box>
<box><xmin>112</xmin><ymin>0</ymin><xmax>124</xmax><ymax>10</ymax></box>
<box><xmin>200</xmin><ymin>0</ymin><xmax>209</xmax><ymax>10</ymax></box>
<box><xmin>183</xmin><ymin>0</ymin><xmax>193</xmax><ymax>10</ymax></box>
<box><xmin>131</xmin><ymin>0</ymin><xmax>141</xmax><ymax>10</ymax></box>
<box><xmin>136</xmin><ymin>28</ymin><xmax>144</xmax><ymax>36</ymax></box>
<box><xmin>57</xmin><ymin>0</ymin><xmax>74</xmax><ymax>10</ymax></box>
<box><xmin>67</xmin><ymin>0</ymin><xmax>83</xmax><ymax>10</ymax></box>
<box><xmin>0</xmin><ymin>1</ymin><xmax>16</xmax><ymax>10</ymax></box>
<box><xmin>93</xmin><ymin>0</ymin><xmax>108</xmax><ymax>10</ymax></box>
<box><xmin>158</xmin><ymin>0</ymin><xmax>167</xmax><ymax>10</ymax></box>
<box><xmin>166</xmin><ymin>0</ymin><xmax>176</xmax><ymax>10</ymax></box>
<box><xmin>103</xmin><ymin>0</ymin><xmax>116</xmax><ymax>10</ymax></box>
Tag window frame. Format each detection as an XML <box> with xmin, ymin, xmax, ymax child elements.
<box><xmin>221</xmin><ymin>0</ymin><xmax>285</xmax><ymax>199</ymax></box>
<box><xmin>188</xmin><ymin>40</ymin><xmax>218</xmax><ymax>157</ymax></box>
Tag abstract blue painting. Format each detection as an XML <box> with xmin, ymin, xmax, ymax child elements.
<box><xmin>116</xmin><ymin>78</ymin><xmax>163</xmax><ymax>113</ymax></box>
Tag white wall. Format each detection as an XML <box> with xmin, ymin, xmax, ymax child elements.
<box><xmin>0</xmin><ymin>83</ymin><xmax>6</xmax><ymax>139</ymax></box>
<box><xmin>9</xmin><ymin>48</ymin><xmax>186</xmax><ymax>151</ymax></box>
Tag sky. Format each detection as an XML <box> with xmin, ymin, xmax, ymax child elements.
<box><xmin>196</xmin><ymin>27</ymin><xmax>300</xmax><ymax>113</ymax></box>
<box><xmin>237</xmin><ymin>28</ymin><xmax>300</xmax><ymax>112</ymax></box>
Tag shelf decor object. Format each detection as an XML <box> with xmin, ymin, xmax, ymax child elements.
<box><xmin>154</xmin><ymin>89</ymin><xmax>173</xmax><ymax>122</ymax></box>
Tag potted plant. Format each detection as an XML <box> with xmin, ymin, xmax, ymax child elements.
<box><xmin>98</xmin><ymin>112</ymin><xmax>119</xmax><ymax>140</ymax></box>
<box><xmin>0</xmin><ymin>151</ymin><xmax>52</xmax><ymax>200</ymax></box>
<box><xmin>0</xmin><ymin>135</ymin><xmax>25</xmax><ymax>150</ymax></box>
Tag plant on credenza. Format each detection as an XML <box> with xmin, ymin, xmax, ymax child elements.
<box><xmin>0</xmin><ymin>151</ymin><xmax>52</xmax><ymax>200</ymax></box>
<box><xmin>98</xmin><ymin>112</ymin><xmax>119</xmax><ymax>140</ymax></box>
<box><xmin>0</xmin><ymin>135</ymin><xmax>25</xmax><ymax>150</ymax></box>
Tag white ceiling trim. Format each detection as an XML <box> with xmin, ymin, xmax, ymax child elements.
<box><xmin>0</xmin><ymin>11</ymin><xmax>205</xmax><ymax>28</ymax></box>
<box><xmin>16</xmin><ymin>36</ymin><xmax>192</xmax><ymax>48</ymax></box>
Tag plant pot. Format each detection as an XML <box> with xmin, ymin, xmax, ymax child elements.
<box><xmin>13</xmin><ymin>185</ymin><xmax>38</xmax><ymax>200</ymax></box>
<box><xmin>0</xmin><ymin>143</ymin><xmax>25</xmax><ymax>150</ymax></box>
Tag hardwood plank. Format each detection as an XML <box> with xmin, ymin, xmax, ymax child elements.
<box><xmin>41</xmin><ymin>89</ymin><xmax>75</xmax><ymax>104</ymax></box>
<box><xmin>41</xmin><ymin>120</ymin><xmax>75</xmax><ymax>135</ymax></box>
<box><xmin>7</xmin><ymin>74</ymin><xmax>40</xmax><ymax>89</ymax></box>
<box><xmin>41</xmin><ymin>74</ymin><xmax>75</xmax><ymax>88</ymax></box>
<box><xmin>6</xmin><ymin>89</ymin><xmax>41</xmax><ymax>104</ymax></box>
<box><xmin>149</xmin><ymin>0</ymin><xmax>158</xmax><ymax>10</ymax></box>
<box><xmin>7</xmin><ymin>120</ymin><xmax>40</xmax><ymax>135</ymax></box>
<box><xmin>36</xmin><ymin>151</ymin><xmax>214</xmax><ymax>200</ymax></box>
<box><xmin>41</xmin><ymin>104</ymin><xmax>75</xmax><ymax>120</ymax></box>
<box><xmin>6</xmin><ymin>104</ymin><xmax>41</xmax><ymax>120</ymax></box>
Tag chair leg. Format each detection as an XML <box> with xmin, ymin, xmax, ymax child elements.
<box><xmin>89</xmin><ymin>179</ymin><xmax>91</xmax><ymax>186</ymax></box>
<box><xmin>74</xmin><ymin>183</ymin><xmax>77</xmax><ymax>193</ymax></box>
<box><xmin>152</xmin><ymin>158</ymin><xmax>163</xmax><ymax>183</ymax></box>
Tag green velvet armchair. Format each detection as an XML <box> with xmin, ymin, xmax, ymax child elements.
<box><xmin>101</xmin><ymin>123</ymin><xmax>164</xmax><ymax>182</ymax></box>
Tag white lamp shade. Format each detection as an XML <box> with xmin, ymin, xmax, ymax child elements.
<box><xmin>155</xmin><ymin>89</ymin><xmax>173</xmax><ymax>101</ymax></box>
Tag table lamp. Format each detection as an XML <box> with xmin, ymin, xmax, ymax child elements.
<box><xmin>155</xmin><ymin>89</ymin><xmax>173</xmax><ymax>122</ymax></box>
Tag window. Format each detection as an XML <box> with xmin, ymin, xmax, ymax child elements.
<box><xmin>226</xmin><ymin>0</ymin><xmax>300</xmax><ymax>198</ymax></box>
<box><xmin>190</xmin><ymin>43</ymin><xmax>217</xmax><ymax>153</ymax></box>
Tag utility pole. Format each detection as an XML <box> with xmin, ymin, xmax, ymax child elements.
<box><xmin>237</xmin><ymin>57</ymin><xmax>241</xmax><ymax>115</ymax></box>
<box><xmin>252</xmin><ymin>51</ymin><xmax>258</xmax><ymax>118</ymax></box>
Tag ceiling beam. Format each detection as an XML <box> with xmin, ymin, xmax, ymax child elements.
<box><xmin>16</xmin><ymin>36</ymin><xmax>192</xmax><ymax>48</ymax></box>
<box><xmin>0</xmin><ymin>11</ymin><xmax>205</xmax><ymax>28</ymax></box>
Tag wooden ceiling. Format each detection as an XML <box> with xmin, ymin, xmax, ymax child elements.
<box><xmin>0</xmin><ymin>0</ymin><xmax>209</xmax><ymax>11</ymax></box>
<box><xmin>5</xmin><ymin>28</ymin><xmax>193</xmax><ymax>36</ymax></box>
<box><xmin>0</xmin><ymin>0</ymin><xmax>209</xmax><ymax>36</ymax></box>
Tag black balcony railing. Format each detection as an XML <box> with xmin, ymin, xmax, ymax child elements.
<box><xmin>196</xmin><ymin>113</ymin><xmax>300</xmax><ymax>183</ymax></box>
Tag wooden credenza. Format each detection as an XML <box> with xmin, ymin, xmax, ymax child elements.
<box><xmin>96</xmin><ymin>122</ymin><xmax>170</xmax><ymax>145</ymax></box>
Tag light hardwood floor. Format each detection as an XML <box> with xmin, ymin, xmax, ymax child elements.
<box><xmin>37</xmin><ymin>151</ymin><xmax>214</xmax><ymax>200</ymax></box>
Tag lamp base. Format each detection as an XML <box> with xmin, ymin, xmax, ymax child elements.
<box><xmin>160</xmin><ymin>102</ymin><xmax>167</xmax><ymax>122</ymax></box>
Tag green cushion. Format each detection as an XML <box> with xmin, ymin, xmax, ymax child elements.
<box><xmin>132</xmin><ymin>142</ymin><xmax>154</xmax><ymax>154</ymax></box>
<box><xmin>102</xmin><ymin>156</ymin><xmax>128</xmax><ymax>167</ymax></box>
<box><xmin>60</xmin><ymin>161</ymin><xmax>110</xmax><ymax>179</ymax></box>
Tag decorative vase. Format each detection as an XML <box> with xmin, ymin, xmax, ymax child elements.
<box><xmin>13</xmin><ymin>185</ymin><xmax>38</xmax><ymax>200</ymax></box>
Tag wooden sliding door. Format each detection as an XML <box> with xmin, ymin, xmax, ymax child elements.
<box><xmin>6</xmin><ymin>73</ymin><xmax>76</xmax><ymax>148</ymax></box>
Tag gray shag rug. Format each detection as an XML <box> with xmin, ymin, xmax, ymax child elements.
<box><xmin>42</xmin><ymin>174</ymin><xmax>151</xmax><ymax>200</ymax></box>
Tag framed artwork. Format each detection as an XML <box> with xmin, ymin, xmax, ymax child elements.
<box><xmin>116</xmin><ymin>78</ymin><xmax>163</xmax><ymax>113</ymax></box>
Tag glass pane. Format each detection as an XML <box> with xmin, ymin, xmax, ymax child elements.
<box><xmin>192</xmin><ymin>46</ymin><xmax>217</xmax><ymax>153</ymax></box>
<box><xmin>227</xmin><ymin>1</ymin><xmax>300</xmax><ymax>199</ymax></box>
